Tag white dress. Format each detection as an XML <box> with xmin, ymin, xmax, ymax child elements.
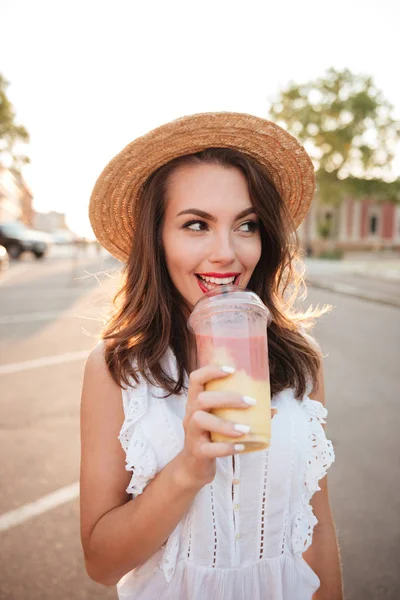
<box><xmin>116</xmin><ymin>350</ymin><xmax>335</xmax><ymax>600</ymax></box>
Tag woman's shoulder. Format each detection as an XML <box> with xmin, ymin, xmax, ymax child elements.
<box><xmin>82</xmin><ymin>341</ymin><xmax>111</xmax><ymax>386</ymax></box>
<box><xmin>82</xmin><ymin>341</ymin><xmax>123</xmax><ymax>406</ymax></box>
<box><xmin>81</xmin><ymin>342</ymin><xmax>125</xmax><ymax>447</ymax></box>
<box><xmin>85</xmin><ymin>340</ymin><xmax>142</xmax><ymax>387</ymax></box>
<box><xmin>85</xmin><ymin>340</ymin><xmax>107</xmax><ymax>370</ymax></box>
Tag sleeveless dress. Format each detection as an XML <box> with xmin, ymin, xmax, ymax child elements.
<box><xmin>116</xmin><ymin>350</ymin><xmax>335</xmax><ymax>600</ymax></box>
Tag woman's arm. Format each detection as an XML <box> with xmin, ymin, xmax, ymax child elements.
<box><xmin>80</xmin><ymin>344</ymin><xmax>202</xmax><ymax>586</ymax></box>
<box><xmin>80</xmin><ymin>344</ymin><xmax>256</xmax><ymax>586</ymax></box>
<box><xmin>302</xmin><ymin>337</ymin><xmax>343</xmax><ymax>600</ymax></box>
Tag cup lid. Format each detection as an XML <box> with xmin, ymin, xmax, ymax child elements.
<box><xmin>188</xmin><ymin>284</ymin><xmax>270</xmax><ymax>330</ymax></box>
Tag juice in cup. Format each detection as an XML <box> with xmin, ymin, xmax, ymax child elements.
<box><xmin>188</xmin><ymin>285</ymin><xmax>271</xmax><ymax>453</ymax></box>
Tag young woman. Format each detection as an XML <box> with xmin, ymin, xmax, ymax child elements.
<box><xmin>80</xmin><ymin>113</ymin><xmax>343</xmax><ymax>599</ymax></box>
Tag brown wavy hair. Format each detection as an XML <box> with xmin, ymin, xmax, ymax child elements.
<box><xmin>102</xmin><ymin>148</ymin><xmax>329</xmax><ymax>399</ymax></box>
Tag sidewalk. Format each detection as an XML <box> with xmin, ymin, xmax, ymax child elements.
<box><xmin>304</xmin><ymin>256</ymin><xmax>400</xmax><ymax>308</ymax></box>
<box><xmin>306</xmin><ymin>252</ymin><xmax>400</xmax><ymax>282</ymax></box>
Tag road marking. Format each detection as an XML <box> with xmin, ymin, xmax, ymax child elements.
<box><xmin>0</xmin><ymin>482</ymin><xmax>79</xmax><ymax>532</ymax></box>
<box><xmin>0</xmin><ymin>350</ymin><xmax>90</xmax><ymax>375</ymax></box>
<box><xmin>0</xmin><ymin>311</ymin><xmax>67</xmax><ymax>324</ymax></box>
<box><xmin>0</xmin><ymin>311</ymin><xmax>102</xmax><ymax>324</ymax></box>
<box><xmin>0</xmin><ymin>288</ymin><xmax>88</xmax><ymax>297</ymax></box>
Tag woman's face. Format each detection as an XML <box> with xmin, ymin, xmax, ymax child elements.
<box><xmin>162</xmin><ymin>163</ymin><xmax>262</xmax><ymax>310</ymax></box>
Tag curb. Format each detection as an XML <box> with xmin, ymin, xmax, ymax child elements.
<box><xmin>307</xmin><ymin>278</ymin><xmax>400</xmax><ymax>310</ymax></box>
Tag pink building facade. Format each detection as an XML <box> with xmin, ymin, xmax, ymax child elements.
<box><xmin>297</xmin><ymin>197</ymin><xmax>400</xmax><ymax>252</ymax></box>
<box><xmin>337</xmin><ymin>198</ymin><xmax>400</xmax><ymax>249</ymax></box>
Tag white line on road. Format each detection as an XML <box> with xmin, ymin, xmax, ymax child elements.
<box><xmin>0</xmin><ymin>350</ymin><xmax>90</xmax><ymax>375</ymax></box>
<box><xmin>0</xmin><ymin>311</ymin><xmax>103</xmax><ymax>324</ymax></box>
<box><xmin>0</xmin><ymin>289</ymin><xmax>90</xmax><ymax>298</ymax></box>
<box><xmin>0</xmin><ymin>311</ymin><xmax>66</xmax><ymax>324</ymax></box>
<box><xmin>0</xmin><ymin>482</ymin><xmax>79</xmax><ymax>532</ymax></box>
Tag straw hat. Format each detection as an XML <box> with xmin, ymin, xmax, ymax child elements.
<box><xmin>89</xmin><ymin>112</ymin><xmax>315</xmax><ymax>262</ymax></box>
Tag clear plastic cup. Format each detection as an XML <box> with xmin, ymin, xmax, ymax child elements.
<box><xmin>187</xmin><ymin>285</ymin><xmax>271</xmax><ymax>453</ymax></box>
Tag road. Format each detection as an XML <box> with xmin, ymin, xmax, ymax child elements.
<box><xmin>0</xmin><ymin>248</ymin><xmax>399</xmax><ymax>600</ymax></box>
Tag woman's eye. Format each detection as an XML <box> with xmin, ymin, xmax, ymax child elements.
<box><xmin>183</xmin><ymin>220</ymin><xmax>208</xmax><ymax>232</ymax></box>
<box><xmin>238</xmin><ymin>220</ymin><xmax>259</xmax><ymax>233</ymax></box>
<box><xmin>182</xmin><ymin>219</ymin><xmax>259</xmax><ymax>233</ymax></box>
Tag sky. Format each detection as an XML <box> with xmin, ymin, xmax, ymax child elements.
<box><xmin>1</xmin><ymin>0</ymin><xmax>399</xmax><ymax>237</ymax></box>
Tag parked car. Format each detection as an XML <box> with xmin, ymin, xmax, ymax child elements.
<box><xmin>0</xmin><ymin>244</ymin><xmax>9</xmax><ymax>272</ymax></box>
<box><xmin>0</xmin><ymin>221</ymin><xmax>51</xmax><ymax>260</ymax></box>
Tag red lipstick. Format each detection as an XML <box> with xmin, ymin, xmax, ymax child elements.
<box><xmin>196</xmin><ymin>272</ymin><xmax>240</xmax><ymax>278</ymax></box>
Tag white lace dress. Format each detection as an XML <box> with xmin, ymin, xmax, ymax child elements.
<box><xmin>116</xmin><ymin>351</ymin><xmax>335</xmax><ymax>600</ymax></box>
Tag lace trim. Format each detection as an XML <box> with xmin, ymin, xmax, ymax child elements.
<box><xmin>292</xmin><ymin>397</ymin><xmax>335</xmax><ymax>556</ymax></box>
<box><xmin>259</xmin><ymin>450</ymin><xmax>269</xmax><ymax>559</ymax></box>
<box><xmin>118</xmin><ymin>378</ymin><xmax>157</xmax><ymax>497</ymax></box>
<box><xmin>281</xmin><ymin>409</ymin><xmax>296</xmax><ymax>554</ymax></box>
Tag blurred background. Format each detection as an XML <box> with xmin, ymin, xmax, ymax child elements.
<box><xmin>0</xmin><ymin>1</ymin><xmax>399</xmax><ymax>599</ymax></box>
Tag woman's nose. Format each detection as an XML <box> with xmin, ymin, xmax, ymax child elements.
<box><xmin>208</xmin><ymin>232</ymin><xmax>236</xmax><ymax>265</ymax></box>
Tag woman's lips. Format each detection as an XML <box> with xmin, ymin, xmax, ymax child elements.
<box><xmin>195</xmin><ymin>274</ymin><xmax>241</xmax><ymax>293</ymax></box>
<box><xmin>196</xmin><ymin>277</ymin><xmax>210</xmax><ymax>293</ymax></box>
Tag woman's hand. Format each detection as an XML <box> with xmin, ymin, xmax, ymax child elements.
<box><xmin>178</xmin><ymin>365</ymin><xmax>276</xmax><ymax>489</ymax></box>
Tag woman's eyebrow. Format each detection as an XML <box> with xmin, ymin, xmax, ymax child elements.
<box><xmin>176</xmin><ymin>207</ymin><xmax>256</xmax><ymax>221</ymax></box>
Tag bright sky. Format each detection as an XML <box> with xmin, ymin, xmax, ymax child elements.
<box><xmin>1</xmin><ymin>0</ymin><xmax>399</xmax><ymax>236</ymax></box>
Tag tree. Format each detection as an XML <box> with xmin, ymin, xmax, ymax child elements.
<box><xmin>0</xmin><ymin>74</ymin><xmax>29</xmax><ymax>172</ymax></box>
<box><xmin>269</xmin><ymin>68</ymin><xmax>400</xmax><ymax>205</ymax></box>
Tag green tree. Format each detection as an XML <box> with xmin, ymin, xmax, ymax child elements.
<box><xmin>0</xmin><ymin>74</ymin><xmax>29</xmax><ymax>172</ymax></box>
<box><xmin>269</xmin><ymin>68</ymin><xmax>400</xmax><ymax>205</ymax></box>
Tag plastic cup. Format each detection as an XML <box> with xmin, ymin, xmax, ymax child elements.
<box><xmin>187</xmin><ymin>285</ymin><xmax>271</xmax><ymax>453</ymax></box>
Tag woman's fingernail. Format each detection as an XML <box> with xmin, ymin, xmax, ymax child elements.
<box><xmin>242</xmin><ymin>395</ymin><xmax>257</xmax><ymax>406</ymax></box>
<box><xmin>234</xmin><ymin>443</ymin><xmax>245</xmax><ymax>452</ymax></box>
<box><xmin>221</xmin><ymin>366</ymin><xmax>235</xmax><ymax>374</ymax></box>
<box><xmin>234</xmin><ymin>424</ymin><xmax>251</xmax><ymax>434</ymax></box>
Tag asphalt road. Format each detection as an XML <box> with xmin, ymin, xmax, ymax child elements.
<box><xmin>0</xmin><ymin>248</ymin><xmax>399</xmax><ymax>600</ymax></box>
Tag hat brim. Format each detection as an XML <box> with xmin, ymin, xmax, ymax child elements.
<box><xmin>89</xmin><ymin>112</ymin><xmax>315</xmax><ymax>262</ymax></box>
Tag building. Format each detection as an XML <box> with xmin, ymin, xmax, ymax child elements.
<box><xmin>0</xmin><ymin>167</ymin><xmax>33</xmax><ymax>226</ymax></box>
<box><xmin>33</xmin><ymin>210</ymin><xmax>67</xmax><ymax>233</ymax></box>
<box><xmin>336</xmin><ymin>198</ymin><xmax>400</xmax><ymax>250</ymax></box>
<box><xmin>298</xmin><ymin>197</ymin><xmax>400</xmax><ymax>254</ymax></box>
